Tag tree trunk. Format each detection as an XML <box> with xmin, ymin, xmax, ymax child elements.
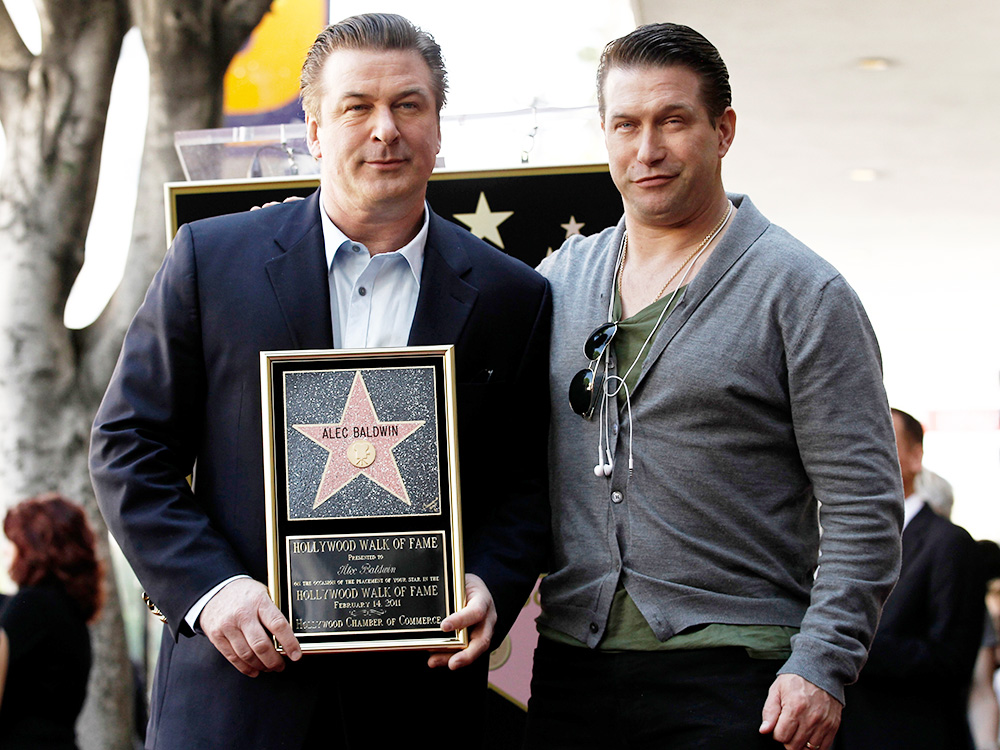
<box><xmin>89</xmin><ymin>0</ymin><xmax>277</xmax><ymax>376</ymax></box>
<box><xmin>79</xmin><ymin>0</ymin><xmax>274</xmax><ymax>743</ymax></box>
<box><xmin>0</xmin><ymin>2</ymin><xmax>134</xmax><ymax>748</ymax></box>
<box><xmin>1</xmin><ymin>1</ymin><xmax>275</xmax><ymax>747</ymax></box>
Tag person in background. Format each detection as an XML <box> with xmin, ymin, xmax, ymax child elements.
<box><xmin>917</xmin><ymin>466</ymin><xmax>955</xmax><ymax>518</ymax></box>
<box><xmin>0</xmin><ymin>493</ymin><xmax>102</xmax><ymax>750</ymax></box>
<box><xmin>969</xmin><ymin>540</ymin><xmax>1000</xmax><ymax>750</ymax></box>
<box><xmin>837</xmin><ymin>408</ymin><xmax>985</xmax><ymax>750</ymax></box>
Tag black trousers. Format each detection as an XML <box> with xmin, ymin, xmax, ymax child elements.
<box><xmin>524</xmin><ymin>638</ymin><xmax>786</xmax><ymax>750</ymax></box>
<box><xmin>302</xmin><ymin>650</ymin><xmax>488</xmax><ymax>748</ymax></box>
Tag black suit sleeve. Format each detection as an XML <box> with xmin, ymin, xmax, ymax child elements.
<box><xmin>89</xmin><ymin>224</ymin><xmax>247</xmax><ymax>638</ymax></box>
<box><xmin>861</xmin><ymin>515</ymin><xmax>985</xmax><ymax>688</ymax></box>
<box><xmin>463</xmin><ymin>281</ymin><xmax>552</xmax><ymax>644</ymax></box>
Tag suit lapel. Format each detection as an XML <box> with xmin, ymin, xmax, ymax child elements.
<box><xmin>635</xmin><ymin>194</ymin><xmax>768</xmax><ymax>389</ymax></box>
<box><xmin>407</xmin><ymin>211</ymin><xmax>478</xmax><ymax>346</ymax></box>
<box><xmin>264</xmin><ymin>191</ymin><xmax>334</xmax><ymax>350</ymax></box>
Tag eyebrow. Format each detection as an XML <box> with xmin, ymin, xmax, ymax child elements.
<box><xmin>607</xmin><ymin>102</ymin><xmax>696</xmax><ymax>121</ymax></box>
<box><xmin>341</xmin><ymin>86</ymin><xmax>431</xmax><ymax>102</ymax></box>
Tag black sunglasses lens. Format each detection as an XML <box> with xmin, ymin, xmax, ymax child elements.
<box><xmin>584</xmin><ymin>322</ymin><xmax>618</xmax><ymax>361</ymax></box>
<box><xmin>569</xmin><ymin>369</ymin><xmax>603</xmax><ymax>417</ymax></box>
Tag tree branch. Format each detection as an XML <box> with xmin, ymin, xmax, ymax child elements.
<box><xmin>217</xmin><ymin>0</ymin><xmax>273</xmax><ymax>64</ymax></box>
<box><xmin>0</xmin><ymin>0</ymin><xmax>32</xmax><ymax>70</ymax></box>
<box><xmin>0</xmin><ymin>0</ymin><xmax>33</xmax><ymax>124</ymax></box>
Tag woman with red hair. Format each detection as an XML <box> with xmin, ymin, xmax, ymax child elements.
<box><xmin>0</xmin><ymin>493</ymin><xmax>102</xmax><ymax>749</ymax></box>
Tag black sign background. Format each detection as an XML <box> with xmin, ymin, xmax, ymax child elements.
<box><xmin>167</xmin><ymin>165</ymin><xmax>622</xmax><ymax>269</ymax></box>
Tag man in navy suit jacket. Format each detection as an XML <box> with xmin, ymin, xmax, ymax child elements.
<box><xmin>90</xmin><ymin>14</ymin><xmax>550</xmax><ymax>749</ymax></box>
<box><xmin>837</xmin><ymin>409</ymin><xmax>985</xmax><ymax>750</ymax></box>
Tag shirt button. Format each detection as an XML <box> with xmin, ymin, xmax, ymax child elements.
<box><xmin>611</xmin><ymin>491</ymin><xmax>623</xmax><ymax>504</ymax></box>
<box><xmin>589</xmin><ymin>623</ymin><xmax>599</xmax><ymax>634</ymax></box>
<box><xmin>358</xmin><ymin>287</ymin><xmax>367</xmax><ymax>296</ymax></box>
<box><xmin>352</xmin><ymin>244</ymin><xmax>362</xmax><ymax>253</ymax></box>
<box><xmin>612</xmin><ymin>423</ymin><xmax>619</xmax><ymax>435</ymax></box>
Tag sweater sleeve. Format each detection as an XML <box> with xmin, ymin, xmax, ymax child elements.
<box><xmin>776</xmin><ymin>274</ymin><xmax>904</xmax><ymax>703</ymax></box>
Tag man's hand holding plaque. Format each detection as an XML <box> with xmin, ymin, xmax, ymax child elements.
<box><xmin>200</xmin><ymin>578</ymin><xmax>302</xmax><ymax>677</ymax></box>
<box><xmin>427</xmin><ymin>573</ymin><xmax>498</xmax><ymax>670</ymax></box>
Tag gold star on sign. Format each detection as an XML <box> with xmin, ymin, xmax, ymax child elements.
<box><xmin>561</xmin><ymin>216</ymin><xmax>585</xmax><ymax>237</ymax></box>
<box><xmin>453</xmin><ymin>192</ymin><xmax>513</xmax><ymax>249</ymax></box>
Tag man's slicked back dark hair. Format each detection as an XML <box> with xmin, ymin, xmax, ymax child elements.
<box><xmin>597</xmin><ymin>22</ymin><xmax>731</xmax><ymax>123</ymax></box>
<box><xmin>300</xmin><ymin>13</ymin><xmax>448</xmax><ymax>121</ymax></box>
<box><xmin>891</xmin><ymin>408</ymin><xmax>924</xmax><ymax>447</ymax></box>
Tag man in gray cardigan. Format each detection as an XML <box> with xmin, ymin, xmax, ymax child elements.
<box><xmin>525</xmin><ymin>23</ymin><xmax>903</xmax><ymax>750</ymax></box>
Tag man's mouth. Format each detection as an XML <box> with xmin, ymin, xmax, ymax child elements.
<box><xmin>366</xmin><ymin>156</ymin><xmax>407</xmax><ymax>169</ymax></box>
<box><xmin>634</xmin><ymin>173</ymin><xmax>677</xmax><ymax>186</ymax></box>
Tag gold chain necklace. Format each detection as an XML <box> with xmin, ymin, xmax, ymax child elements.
<box><xmin>618</xmin><ymin>203</ymin><xmax>733</xmax><ymax>306</ymax></box>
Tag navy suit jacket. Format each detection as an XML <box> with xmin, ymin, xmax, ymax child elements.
<box><xmin>90</xmin><ymin>191</ymin><xmax>551</xmax><ymax>747</ymax></box>
<box><xmin>838</xmin><ymin>503</ymin><xmax>985</xmax><ymax>750</ymax></box>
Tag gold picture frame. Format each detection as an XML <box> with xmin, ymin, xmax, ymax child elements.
<box><xmin>260</xmin><ymin>345</ymin><xmax>466</xmax><ymax>653</ymax></box>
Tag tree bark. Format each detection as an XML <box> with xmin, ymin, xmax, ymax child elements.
<box><xmin>0</xmin><ymin>2</ymin><xmax>134</xmax><ymax>748</ymax></box>
<box><xmin>87</xmin><ymin>0</ymin><xmax>276</xmax><ymax>381</ymax></box>
<box><xmin>1</xmin><ymin>1</ymin><xmax>275</xmax><ymax>747</ymax></box>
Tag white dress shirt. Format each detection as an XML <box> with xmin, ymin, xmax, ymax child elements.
<box><xmin>902</xmin><ymin>492</ymin><xmax>926</xmax><ymax>531</ymax></box>
<box><xmin>321</xmin><ymin>197</ymin><xmax>427</xmax><ymax>349</ymax></box>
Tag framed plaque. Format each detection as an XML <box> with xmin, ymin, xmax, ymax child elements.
<box><xmin>261</xmin><ymin>346</ymin><xmax>467</xmax><ymax>653</ymax></box>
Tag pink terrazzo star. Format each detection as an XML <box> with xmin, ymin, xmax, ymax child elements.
<box><xmin>293</xmin><ymin>371</ymin><xmax>425</xmax><ymax>510</ymax></box>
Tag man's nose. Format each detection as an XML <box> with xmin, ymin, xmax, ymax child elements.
<box><xmin>636</xmin><ymin>128</ymin><xmax>666</xmax><ymax>165</ymax></box>
<box><xmin>372</xmin><ymin>107</ymin><xmax>400</xmax><ymax>144</ymax></box>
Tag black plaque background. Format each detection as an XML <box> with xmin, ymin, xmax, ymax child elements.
<box><xmin>287</xmin><ymin>532</ymin><xmax>447</xmax><ymax>636</ymax></box>
<box><xmin>266</xmin><ymin>351</ymin><xmax>461</xmax><ymax>650</ymax></box>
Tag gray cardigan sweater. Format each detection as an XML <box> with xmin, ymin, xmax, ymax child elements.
<box><xmin>536</xmin><ymin>194</ymin><xmax>903</xmax><ymax>702</ymax></box>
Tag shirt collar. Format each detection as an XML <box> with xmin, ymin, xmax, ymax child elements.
<box><xmin>318</xmin><ymin>190</ymin><xmax>428</xmax><ymax>285</ymax></box>
<box><xmin>902</xmin><ymin>492</ymin><xmax>926</xmax><ymax>530</ymax></box>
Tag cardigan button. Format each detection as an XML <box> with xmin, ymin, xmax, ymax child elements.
<box><xmin>611</xmin><ymin>491</ymin><xmax>623</xmax><ymax>504</ymax></box>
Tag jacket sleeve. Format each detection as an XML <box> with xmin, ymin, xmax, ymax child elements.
<box><xmin>776</xmin><ymin>274</ymin><xmax>905</xmax><ymax>703</ymax></box>
<box><xmin>463</xmin><ymin>281</ymin><xmax>553</xmax><ymax>644</ymax></box>
<box><xmin>89</xmin><ymin>224</ymin><xmax>248</xmax><ymax>639</ymax></box>
<box><xmin>861</xmin><ymin>520</ymin><xmax>985</xmax><ymax>687</ymax></box>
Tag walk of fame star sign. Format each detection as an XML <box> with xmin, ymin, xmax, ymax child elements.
<box><xmin>292</xmin><ymin>370</ymin><xmax>426</xmax><ymax>510</ymax></box>
<box><xmin>260</xmin><ymin>346</ymin><xmax>466</xmax><ymax>653</ymax></box>
<box><xmin>281</xmin><ymin>364</ymin><xmax>442</xmax><ymax>521</ymax></box>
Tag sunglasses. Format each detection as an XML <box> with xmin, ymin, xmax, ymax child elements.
<box><xmin>568</xmin><ymin>321</ymin><xmax>618</xmax><ymax>418</ymax></box>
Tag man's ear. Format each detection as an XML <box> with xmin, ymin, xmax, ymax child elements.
<box><xmin>306</xmin><ymin>115</ymin><xmax>322</xmax><ymax>159</ymax></box>
<box><xmin>717</xmin><ymin>107</ymin><xmax>736</xmax><ymax>158</ymax></box>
